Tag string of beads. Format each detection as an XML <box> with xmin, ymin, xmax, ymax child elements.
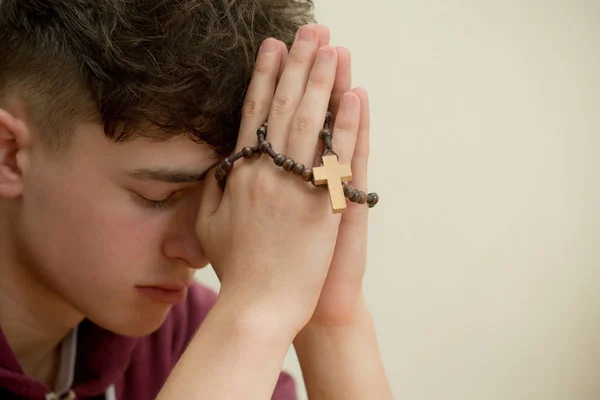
<box><xmin>214</xmin><ymin>112</ymin><xmax>379</xmax><ymax>208</ymax></box>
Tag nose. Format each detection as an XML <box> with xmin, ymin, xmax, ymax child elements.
<box><xmin>161</xmin><ymin>207</ymin><xmax>208</xmax><ymax>270</ymax></box>
<box><xmin>162</xmin><ymin>231</ymin><xmax>208</xmax><ymax>270</ymax></box>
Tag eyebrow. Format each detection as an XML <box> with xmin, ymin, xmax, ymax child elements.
<box><xmin>124</xmin><ymin>167</ymin><xmax>212</xmax><ymax>183</ymax></box>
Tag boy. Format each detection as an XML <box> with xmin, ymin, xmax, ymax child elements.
<box><xmin>0</xmin><ymin>0</ymin><xmax>393</xmax><ymax>399</ymax></box>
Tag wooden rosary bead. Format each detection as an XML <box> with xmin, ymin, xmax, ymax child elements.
<box><xmin>301</xmin><ymin>168</ymin><xmax>313</xmax><ymax>182</ymax></box>
<box><xmin>343</xmin><ymin>184</ymin><xmax>354</xmax><ymax>198</ymax></box>
<box><xmin>259</xmin><ymin>141</ymin><xmax>271</xmax><ymax>153</ymax></box>
<box><xmin>216</xmin><ymin>115</ymin><xmax>379</xmax><ymax>211</ymax></box>
<box><xmin>349</xmin><ymin>189</ymin><xmax>361</xmax><ymax>202</ymax></box>
<box><xmin>282</xmin><ymin>158</ymin><xmax>295</xmax><ymax>171</ymax></box>
<box><xmin>367</xmin><ymin>193</ymin><xmax>379</xmax><ymax>207</ymax></box>
<box><xmin>266</xmin><ymin>148</ymin><xmax>278</xmax><ymax>159</ymax></box>
<box><xmin>242</xmin><ymin>146</ymin><xmax>254</xmax><ymax>158</ymax></box>
<box><xmin>357</xmin><ymin>191</ymin><xmax>367</xmax><ymax>204</ymax></box>
<box><xmin>371</xmin><ymin>193</ymin><xmax>379</xmax><ymax>205</ymax></box>
<box><xmin>293</xmin><ymin>163</ymin><xmax>305</xmax><ymax>175</ymax></box>
<box><xmin>274</xmin><ymin>154</ymin><xmax>286</xmax><ymax>166</ymax></box>
<box><xmin>319</xmin><ymin>128</ymin><xmax>331</xmax><ymax>139</ymax></box>
<box><xmin>221</xmin><ymin>158</ymin><xmax>233</xmax><ymax>171</ymax></box>
<box><xmin>215</xmin><ymin>166</ymin><xmax>228</xmax><ymax>181</ymax></box>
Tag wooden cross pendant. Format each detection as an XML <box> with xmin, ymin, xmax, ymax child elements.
<box><xmin>313</xmin><ymin>155</ymin><xmax>353</xmax><ymax>214</ymax></box>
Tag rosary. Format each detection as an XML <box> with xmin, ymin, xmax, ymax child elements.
<box><xmin>214</xmin><ymin>112</ymin><xmax>379</xmax><ymax>214</ymax></box>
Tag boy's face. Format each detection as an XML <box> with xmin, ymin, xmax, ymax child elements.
<box><xmin>13</xmin><ymin>121</ymin><xmax>218</xmax><ymax>336</ymax></box>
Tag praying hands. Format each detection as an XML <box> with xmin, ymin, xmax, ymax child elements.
<box><xmin>198</xmin><ymin>23</ymin><xmax>374</xmax><ymax>338</ymax></box>
<box><xmin>158</xmin><ymin>24</ymin><xmax>393</xmax><ymax>400</ymax></box>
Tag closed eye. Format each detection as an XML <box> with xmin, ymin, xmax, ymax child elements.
<box><xmin>136</xmin><ymin>192</ymin><xmax>182</xmax><ymax>211</ymax></box>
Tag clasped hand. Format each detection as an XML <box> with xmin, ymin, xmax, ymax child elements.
<box><xmin>196</xmin><ymin>24</ymin><xmax>372</xmax><ymax>336</ymax></box>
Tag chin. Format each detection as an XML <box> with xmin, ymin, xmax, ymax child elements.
<box><xmin>91</xmin><ymin>305</ymin><xmax>173</xmax><ymax>337</ymax></box>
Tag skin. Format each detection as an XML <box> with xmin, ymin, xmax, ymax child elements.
<box><xmin>164</xmin><ymin>25</ymin><xmax>393</xmax><ymax>399</ymax></box>
<box><xmin>0</xmin><ymin>109</ymin><xmax>218</xmax><ymax>384</ymax></box>
<box><xmin>0</xmin><ymin>23</ymin><xmax>393</xmax><ymax>398</ymax></box>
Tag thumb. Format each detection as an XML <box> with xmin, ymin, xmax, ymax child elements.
<box><xmin>199</xmin><ymin>165</ymin><xmax>224</xmax><ymax>218</ymax></box>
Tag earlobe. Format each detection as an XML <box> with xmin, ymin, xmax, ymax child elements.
<box><xmin>0</xmin><ymin>109</ymin><xmax>29</xmax><ymax>198</ymax></box>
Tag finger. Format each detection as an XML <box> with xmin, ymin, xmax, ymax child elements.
<box><xmin>350</xmin><ymin>88</ymin><xmax>370</xmax><ymax>184</ymax></box>
<box><xmin>198</xmin><ymin>166</ymin><xmax>224</xmax><ymax>218</ymax></box>
<box><xmin>329</xmin><ymin>46</ymin><xmax>352</xmax><ymax>127</ymax></box>
<box><xmin>274</xmin><ymin>24</ymin><xmax>327</xmax><ymax>109</ymax></box>
<box><xmin>285</xmin><ymin>45</ymin><xmax>338</xmax><ymax>166</ymax></box>
<box><xmin>276</xmin><ymin>40</ymin><xmax>288</xmax><ymax>85</ymax></box>
<box><xmin>265</xmin><ymin>24</ymin><xmax>319</xmax><ymax>151</ymax></box>
<box><xmin>344</xmin><ymin>88</ymin><xmax>370</xmax><ymax>219</ymax></box>
<box><xmin>314</xmin><ymin>24</ymin><xmax>331</xmax><ymax>47</ymax></box>
<box><xmin>330</xmin><ymin>92</ymin><xmax>361</xmax><ymax>168</ymax></box>
<box><xmin>276</xmin><ymin>24</ymin><xmax>327</xmax><ymax>81</ymax></box>
<box><xmin>236</xmin><ymin>38</ymin><xmax>283</xmax><ymax>152</ymax></box>
<box><xmin>325</xmin><ymin>91</ymin><xmax>370</xmax><ymax>283</ymax></box>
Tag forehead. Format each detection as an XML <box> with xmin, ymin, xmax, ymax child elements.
<box><xmin>66</xmin><ymin>122</ymin><xmax>219</xmax><ymax>169</ymax></box>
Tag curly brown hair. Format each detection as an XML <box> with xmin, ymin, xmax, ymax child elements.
<box><xmin>0</xmin><ymin>0</ymin><xmax>315</xmax><ymax>155</ymax></box>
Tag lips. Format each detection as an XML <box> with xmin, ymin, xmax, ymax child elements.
<box><xmin>147</xmin><ymin>283</ymin><xmax>190</xmax><ymax>291</ymax></box>
<box><xmin>136</xmin><ymin>283</ymin><xmax>192</xmax><ymax>304</ymax></box>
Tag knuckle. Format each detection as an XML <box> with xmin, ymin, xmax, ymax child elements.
<box><xmin>248</xmin><ymin>176</ymin><xmax>272</xmax><ymax>204</ymax></box>
<box><xmin>242</xmin><ymin>99</ymin><xmax>264</xmax><ymax>118</ymax></box>
<box><xmin>270</xmin><ymin>95</ymin><xmax>296</xmax><ymax>116</ymax></box>
<box><xmin>307</xmin><ymin>75</ymin><xmax>331</xmax><ymax>91</ymax></box>
<box><xmin>293</xmin><ymin>115</ymin><xmax>313</xmax><ymax>135</ymax></box>
<box><xmin>248</xmin><ymin>175</ymin><xmax>288</xmax><ymax>216</ymax></box>
<box><xmin>287</xmin><ymin>48</ymin><xmax>308</xmax><ymax>64</ymax></box>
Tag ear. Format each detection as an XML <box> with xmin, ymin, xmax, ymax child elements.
<box><xmin>0</xmin><ymin>109</ymin><xmax>31</xmax><ymax>198</ymax></box>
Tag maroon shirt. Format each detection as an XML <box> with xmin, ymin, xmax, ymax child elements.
<box><xmin>0</xmin><ymin>283</ymin><xmax>296</xmax><ymax>399</ymax></box>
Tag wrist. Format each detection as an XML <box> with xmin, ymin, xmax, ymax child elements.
<box><xmin>298</xmin><ymin>299</ymin><xmax>372</xmax><ymax>340</ymax></box>
<box><xmin>304</xmin><ymin>288</ymin><xmax>369</xmax><ymax>329</ymax></box>
<box><xmin>292</xmin><ymin>297</ymin><xmax>394</xmax><ymax>400</ymax></box>
<box><xmin>160</xmin><ymin>286</ymin><xmax>298</xmax><ymax>399</ymax></box>
<box><xmin>293</xmin><ymin>301</ymin><xmax>378</xmax><ymax>370</ymax></box>
<box><xmin>214</xmin><ymin>287</ymin><xmax>306</xmax><ymax>342</ymax></box>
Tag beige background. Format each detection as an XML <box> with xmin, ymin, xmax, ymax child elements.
<box><xmin>196</xmin><ymin>1</ymin><xmax>600</xmax><ymax>399</ymax></box>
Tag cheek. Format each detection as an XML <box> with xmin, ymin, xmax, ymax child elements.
<box><xmin>20</xmin><ymin>169</ymin><xmax>166</xmax><ymax>293</ymax></box>
<box><xmin>19</xmin><ymin>178</ymin><xmax>178</xmax><ymax>334</ymax></box>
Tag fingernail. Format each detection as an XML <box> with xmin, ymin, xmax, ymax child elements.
<box><xmin>341</xmin><ymin>93</ymin><xmax>355</xmax><ymax>107</ymax></box>
<box><xmin>297</xmin><ymin>26</ymin><xmax>314</xmax><ymax>42</ymax></box>
<box><xmin>261</xmin><ymin>38</ymin><xmax>277</xmax><ymax>53</ymax></box>
<box><xmin>316</xmin><ymin>47</ymin><xmax>332</xmax><ymax>62</ymax></box>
